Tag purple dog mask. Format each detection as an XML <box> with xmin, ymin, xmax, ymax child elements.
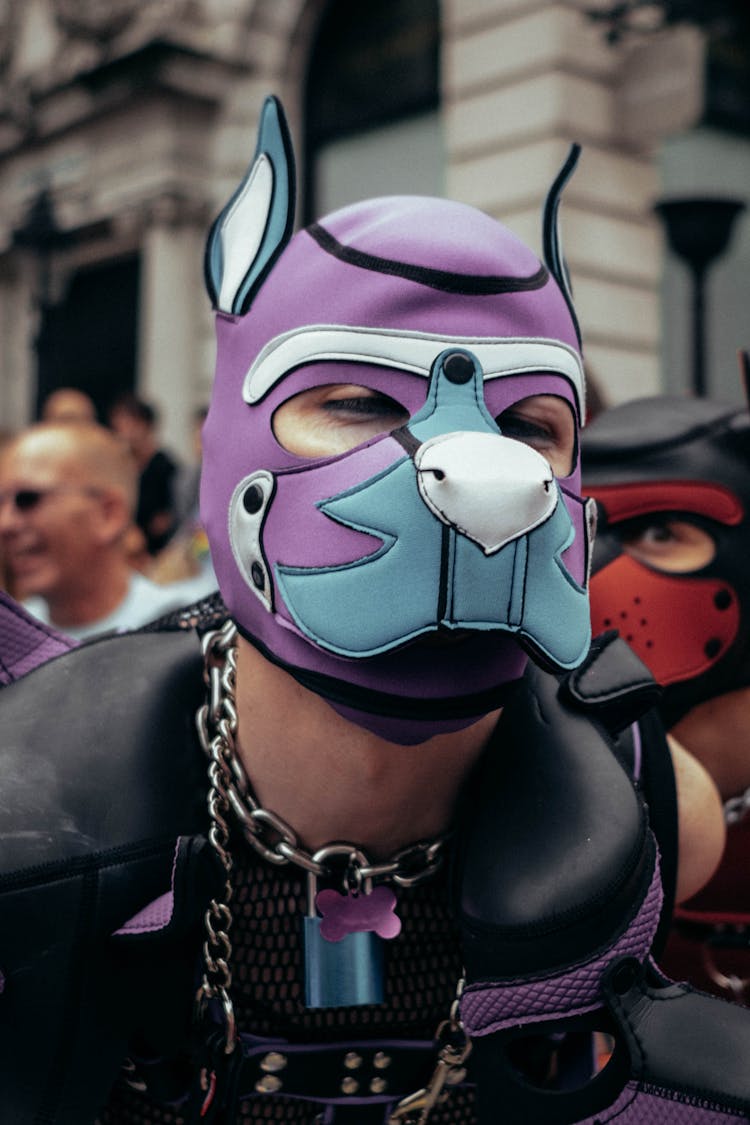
<box><xmin>201</xmin><ymin>97</ymin><xmax>593</xmax><ymax>744</ymax></box>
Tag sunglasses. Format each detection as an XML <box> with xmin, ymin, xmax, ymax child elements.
<box><xmin>0</xmin><ymin>486</ymin><xmax>101</xmax><ymax>512</ymax></box>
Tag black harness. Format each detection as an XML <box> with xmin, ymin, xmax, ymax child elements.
<box><xmin>0</xmin><ymin>623</ymin><xmax>673</xmax><ymax>1124</ymax></box>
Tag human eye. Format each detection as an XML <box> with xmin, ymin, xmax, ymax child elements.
<box><xmin>619</xmin><ymin>517</ymin><xmax>715</xmax><ymax>573</ymax></box>
<box><xmin>273</xmin><ymin>384</ymin><xmax>409</xmax><ymax>458</ymax></box>
<box><xmin>322</xmin><ymin>389</ymin><xmax>407</xmax><ymax>421</ymax></box>
<box><xmin>499</xmin><ymin>413</ymin><xmax>554</xmax><ymax>444</ymax></box>
<box><xmin>496</xmin><ymin>394</ymin><xmax>575</xmax><ymax>476</ymax></box>
<box><xmin>627</xmin><ymin>522</ymin><xmax>675</xmax><ymax>547</ymax></box>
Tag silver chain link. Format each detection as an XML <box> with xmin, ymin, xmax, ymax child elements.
<box><xmin>194</xmin><ymin>620</ymin><xmax>452</xmax><ymax>1052</ymax></box>
<box><xmin>194</xmin><ymin>619</ymin><xmax>240</xmax><ymax>1053</ymax></box>
<box><xmin>196</xmin><ymin>620</ymin><xmax>451</xmax><ymax>889</ymax></box>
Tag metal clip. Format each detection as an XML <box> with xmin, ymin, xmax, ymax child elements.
<box><xmin>388</xmin><ymin>1018</ymin><xmax>471</xmax><ymax>1124</ymax></box>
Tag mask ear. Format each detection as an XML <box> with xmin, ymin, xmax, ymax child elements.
<box><xmin>204</xmin><ymin>95</ymin><xmax>296</xmax><ymax>316</ymax></box>
<box><xmin>542</xmin><ymin>143</ymin><xmax>582</xmax><ymax>348</ymax></box>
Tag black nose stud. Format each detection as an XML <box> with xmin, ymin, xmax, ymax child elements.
<box><xmin>442</xmin><ymin>352</ymin><xmax>474</xmax><ymax>385</ymax></box>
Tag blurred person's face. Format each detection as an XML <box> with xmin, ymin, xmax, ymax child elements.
<box><xmin>42</xmin><ymin>389</ymin><xmax>96</xmax><ymax>424</ymax></box>
<box><xmin>109</xmin><ymin>408</ymin><xmax>150</xmax><ymax>457</ymax></box>
<box><xmin>0</xmin><ymin>436</ymin><xmax>109</xmax><ymax>601</ymax></box>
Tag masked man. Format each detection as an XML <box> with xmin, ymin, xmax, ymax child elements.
<box><xmin>1</xmin><ymin>98</ymin><xmax>749</xmax><ymax>1125</ymax></box>
<box><xmin>584</xmin><ymin>381</ymin><xmax>750</xmax><ymax>1004</ymax></box>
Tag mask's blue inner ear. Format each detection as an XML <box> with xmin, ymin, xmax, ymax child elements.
<box><xmin>204</xmin><ymin>94</ymin><xmax>297</xmax><ymax>316</ymax></box>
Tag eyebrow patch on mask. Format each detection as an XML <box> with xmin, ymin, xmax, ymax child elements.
<box><xmin>242</xmin><ymin>326</ymin><xmax>585</xmax><ymax>418</ymax></box>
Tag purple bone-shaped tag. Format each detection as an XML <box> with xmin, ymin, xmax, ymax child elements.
<box><xmin>316</xmin><ymin>885</ymin><xmax>402</xmax><ymax>943</ymax></box>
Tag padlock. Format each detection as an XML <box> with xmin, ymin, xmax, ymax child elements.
<box><xmin>302</xmin><ymin>852</ymin><xmax>387</xmax><ymax>1009</ymax></box>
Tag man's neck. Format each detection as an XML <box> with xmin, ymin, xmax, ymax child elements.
<box><xmin>46</xmin><ymin>561</ymin><xmax>132</xmax><ymax>631</ymax></box>
<box><xmin>234</xmin><ymin>635</ymin><xmax>500</xmax><ymax>858</ymax></box>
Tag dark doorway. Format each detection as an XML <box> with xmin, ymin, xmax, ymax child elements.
<box><xmin>36</xmin><ymin>255</ymin><xmax>140</xmax><ymax>421</ymax></box>
<box><xmin>304</xmin><ymin>0</ymin><xmax>440</xmax><ymax>221</ymax></box>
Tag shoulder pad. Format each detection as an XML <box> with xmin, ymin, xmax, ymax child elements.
<box><xmin>559</xmin><ymin>630</ymin><xmax>662</xmax><ymax>734</ymax></box>
<box><xmin>0</xmin><ymin>627</ymin><xmax>208</xmax><ymax>878</ymax></box>
<box><xmin>458</xmin><ymin>656</ymin><xmax>652</xmax><ymax>979</ymax></box>
<box><xmin>0</xmin><ymin>590</ymin><xmax>76</xmax><ymax>685</ymax></box>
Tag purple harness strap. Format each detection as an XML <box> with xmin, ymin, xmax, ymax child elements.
<box><xmin>0</xmin><ymin>591</ymin><xmax>76</xmax><ymax>684</ymax></box>
<box><xmin>460</xmin><ymin>856</ymin><xmax>663</xmax><ymax>1038</ymax></box>
<box><xmin>568</xmin><ymin>1081</ymin><xmax>747</xmax><ymax>1124</ymax></box>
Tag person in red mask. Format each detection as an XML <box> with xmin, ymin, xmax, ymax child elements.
<box><xmin>584</xmin><ymin>366</ymin><xmax>750</xmax><ymax>1002</ymax></box>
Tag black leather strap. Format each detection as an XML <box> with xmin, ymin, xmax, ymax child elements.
<box><xmin>236</xmin><ymin>1036</ymin><xmax>437</xmax><ymax>1102</ymax></box>
<box><xmin>560</xmin><ymin>630</ymin><xmax>662</xmax><ymax>735</ymax></box>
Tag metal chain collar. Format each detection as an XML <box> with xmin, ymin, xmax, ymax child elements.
<box><xmin>196</xmin><ymin>619</ymin><xmax>451</xmax><ymax>888</ymax></box>
<box><xmin>194</xmin><ymin>618</ymin><xmax>452</xmax><ymax>1054</ymax></box>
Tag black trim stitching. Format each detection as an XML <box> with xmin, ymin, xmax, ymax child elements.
<box><xmin>519</xmin><ymin>529</ymin><xmax>529</xmax><ymax>629</ymax></box>
<box><xmin>391</xmin><ymin>426</ymin><xmax>421</xmax><ymax>458</ymax></box>
<box><xmin>437</xmin><ymin>525</ymin><xmax>452</xmax><ymax>623</ymax></box>
<box><xmin>542</xmin><ymin>143</ymin><xmax>582</xmax><ymax>347</ymax></box>
<box><xmin>235</xmin><ymin>621</ymin><xmax>517</xmax><ymax>719</ymax></box>
<box><xmin>308</xmin><ymin>222</ymin><xmax>549</xmax><ymax>296</ymax></box>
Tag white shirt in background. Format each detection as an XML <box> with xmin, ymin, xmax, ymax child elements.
<box><xmin>24</xmin><ymin>570</ymin><xmax>217</xmax><ymax>641</ymax></box>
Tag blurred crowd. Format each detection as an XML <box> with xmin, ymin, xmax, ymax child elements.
<box><xmin>0</xmin><ymin>386</ymin><xmax>217</xmax><ymax>639</ymax></box>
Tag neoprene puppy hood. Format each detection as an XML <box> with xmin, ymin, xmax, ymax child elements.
<box><xmin>201</xmin><ymin>97</ymin><xmax>594</xmax><ymax>743</ymax></box>
<box><xmin>583</xmin><ymin>392</ymin><xmax>750</xmax><ymax>727</ymax></box>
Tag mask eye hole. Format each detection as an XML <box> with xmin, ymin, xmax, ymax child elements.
<box><xmin>618</xmin><ymin>516</ymin><xmax>716</xmax><ymax>574</ymax></box>
<box><xmin>273</xmin><ymin>384</ymin><xmax>410</xmax><ymax>458</ymax></box>
<box><xmin>496</xmin><ymin>394</ymin><xmax>576</xmax><ymax>477</ymax></box>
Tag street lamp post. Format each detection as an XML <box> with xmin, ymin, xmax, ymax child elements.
<box><xmin>654</xmin><ymin>196</ymin><xmax>745</xmax><ymax>397</ymax></box>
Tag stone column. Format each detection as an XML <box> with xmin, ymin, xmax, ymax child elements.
<box><xmin>0</xmin><ymin>254</ymin><xmax>39</xmax><ymax>430</ymax></box>
<box><xmin>441</xmin><ymin>0</ymin><xmax>704</xmax><ymax>406</ymax></box>
<box><xmin>137</xmin><ymin>198</ymin><xmax>209</xmax><ymax>458</ymax></box>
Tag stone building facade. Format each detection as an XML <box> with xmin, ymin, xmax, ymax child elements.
<box><xmin>0</xmin><ymin>0</ymin><xmax>745</xmax><ymax>457</ymax></box>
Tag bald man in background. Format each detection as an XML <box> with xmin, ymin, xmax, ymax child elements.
<box><xmin>0</xmin><ymin>422</ymin><xmax>205</xmax><ymax>639</ymax></box>
<box><xmin>41</xmin><ymin>387</ymin><xmax>97</xmax><ymax>424</ymax></box>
